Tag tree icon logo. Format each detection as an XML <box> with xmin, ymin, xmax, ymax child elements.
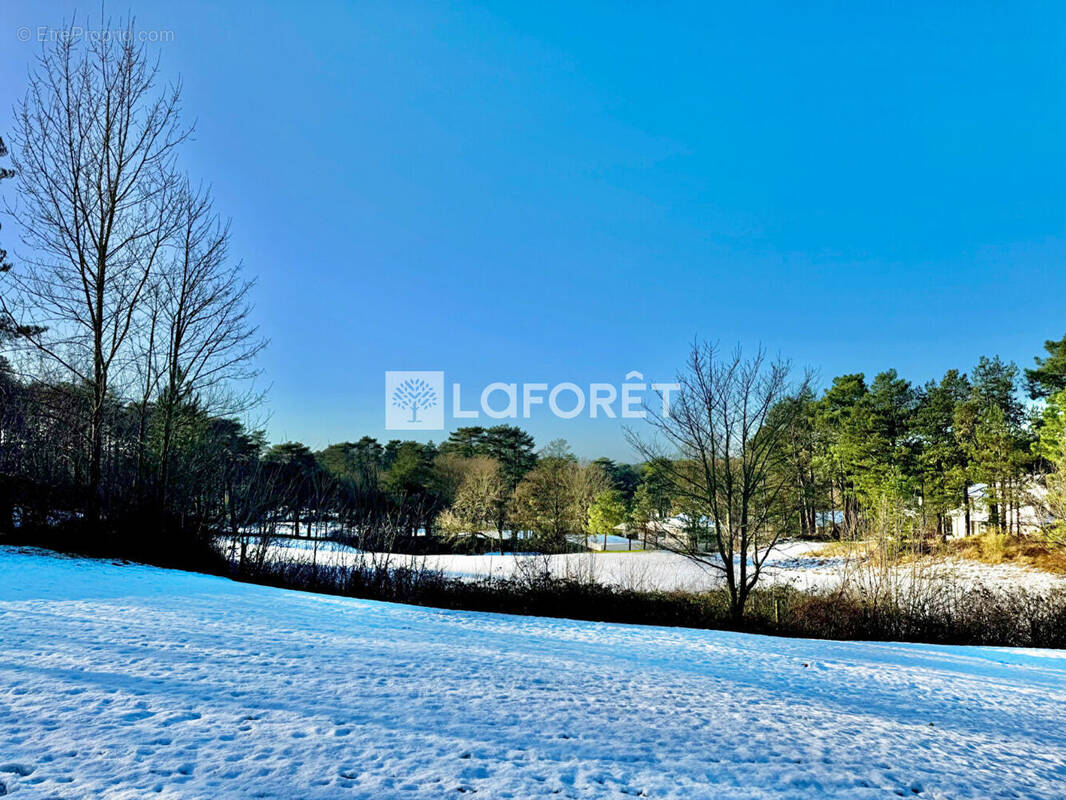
<box><xmin>392</xmin><ymin>377</ymin><xmax>438</xmax><ymax>422</ymax></box>
<box><xmin>384</xmin><ymin>371</ymin><xmax>445</xmax><ymax>430</ymax></box>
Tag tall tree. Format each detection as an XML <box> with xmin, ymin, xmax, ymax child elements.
<box><xmin>153</xmin><ymin>182</ymin><xmax>264</xmax><ymax>510</ymax></box>
<box><xmin>442</xmin><ymin>426</ymin><xmax>536</xmax><ymax>545</ymax></box>
<box><xmin>440</xmin><ymin>426</ymin><xmax>487</xmax><ymax>458</ymax></box>
<box><xmin>816</xmin><ymin>373</ymin><xmax>869</xmax><ymax>534</ymax></box>
<box><xmin>479</xmin><ymin>426</ymin><xmax>537</xmax><ymax>488</ymax></box>
<box><xmin>957</xmin><ymin>357</ymin><xmax>1031</xmax><ymax>533</ymax></box>
<box><xmin>770</xmin><ymin>388</ymin><xmax>821</xmax><ymax>538</ymax></box>
<box><xmin>914</xmin><ymin>370</ymin><xmax>971</xmax><ymax>536</ymax></box>
<box><xmin>6</xmin><ymin>21</ymin><xmax>187</xmax><ymax>523</ymax></box>
<box><xmin>850</xmin><ymin>370</ymin><xmax>920</xmax><ymax>505</ymax></box>
<box><xmin>382</xmin><ymin>440</ymin><xmax>443</xmax><ymax>535</ymax></box>
<box><xmin>0</xmin><ymin>136</ymin><xmax>13</xmax><ymax>324</ymax></box>
<box><xmin>318</xmin><ymin>437</ymin><xmax>383</xmax><ymax>488</ymax></box>
<box><xmin>1036</xmin><ymin>390</ymin><xmax>1066</xmax><ymax>546</ymax></box>
<box><xmin>631</xmin><ymin>343</ymin><xmax>810</xmax><ymax>619</ymax></box>
<box><xmin>592</xmin><ymin>457</ymin><xmax>641</xmax><ymax>501</ymax></box>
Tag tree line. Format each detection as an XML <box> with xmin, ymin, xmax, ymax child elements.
<box><xmin>769</xmin><ymin>342</ymin><xmax>1066</xmax><ymax>542</ymax></box>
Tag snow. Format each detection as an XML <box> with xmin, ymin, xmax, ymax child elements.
<box><xmin>2</xmin><ymin>545</ymin><xmax>1066</xmax><ymax>799</ymax></box>
<box><xmin>244</xmin><ymin>537</ymin><xmax>1066</xmax><ymax>595</ymax></box>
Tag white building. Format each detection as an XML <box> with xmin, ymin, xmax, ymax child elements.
<box><xmin>946</xmin><ymin>483</ymin><xmax>1053</xmax><ymax>538</ymax></box>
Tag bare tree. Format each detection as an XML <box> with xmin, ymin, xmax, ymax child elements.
<box><xmin>438</xmin><ymin>456</ymin><xmax>507</xmax><ymax>550</ymax></box>
<box><xmin>5</xmin><ymin>18</ymin><xmax>187</xmax><ymax>522</ymax></box>
<box><xmin>0</xmin><ymin>135</ymin><xmax>13</xmax><ymax>292</ymax></box>
<box><xmin>629</xmin><ymin>343</ymin><xmax>810</xmax><ymax>619</ymax></box>
<box><xmin>569</xmin><ymin>460</ymin><xmax>609</xmax><ymax>549</ymax></box>
<box><xmin>153</xmin><ymin>181</ymin><xmax>265</xmax><ymax>508</ymax></box>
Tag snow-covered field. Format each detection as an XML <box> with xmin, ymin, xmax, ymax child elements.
<box><xmin>247</xmin><ymin>537</ymin><xmax>1066</xmax><ymax>595</ymax></box>
<box><xmin>3</xmin><ymin>547</ymin><xmax>1066</xmax><ymax>798</ymax></box>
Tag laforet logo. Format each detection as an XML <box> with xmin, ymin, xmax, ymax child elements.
<box><xmin>384</xmin><ymin>372</ymin><xmax>445</xmax><ymax>430</ymax></box>
<box><xmin>384</xmin><ymin>370</ymin><xmax>680</xmax><ymax>430</ymax></box>
<box><xmin>392</xmin><ymin>377</ymin><xmax>438</xmax><ymax>423</ymax></box>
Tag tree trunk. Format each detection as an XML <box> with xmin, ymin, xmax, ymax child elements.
<box><xmin>89</xmin><ymin>399</ymin><xmax>104</xmax><ymax>527</ymax></box>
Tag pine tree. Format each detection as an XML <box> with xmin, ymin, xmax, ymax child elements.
<box><xmin>914</xmin><ymin>370</ymin><xmax>971</xmax><ymax>537</ymax></box>
<box><xmin>1026</xmin><ymin>335</ymin><xmax>1066</xmax><ymax>400</ymax></box>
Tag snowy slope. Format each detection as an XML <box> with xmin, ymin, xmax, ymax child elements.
<box><xmin>1</xmin><ymin>546</ymin><xmax>1065</xmax><ymax>799</ymax></box>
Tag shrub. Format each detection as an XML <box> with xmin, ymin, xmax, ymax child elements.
<box><xmin>227</xmin><ymin>547</ymin><xmax>1066</xmax><ymax>649</ymax></box>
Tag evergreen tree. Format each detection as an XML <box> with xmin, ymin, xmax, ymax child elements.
<box><xmin>442</xmin><ymin>425</ymin><xmax>535</xmax><ymax>492</ymax></box>
<box><xmin>957</xmin><ymin>357</ymin><xmax>1032</xmax><ymax>534</ymax></box>
<box><xmin>768</xmin><ymin>388</ymin><xmax>821</xmax><ymax>538</ymax></box>
<box><xmin>592</xmin><ymin>458</ymin><xmax>641</xmax><ymax>501</ymax></box>
<box><xmin>480</xmin><ymin>425</ymin><xmax>537</xmax><ymax>490</ymax></box>
<box><xmin>629</xmin><ymin>483</ymin><xmax>658</xmax><ymax>549</ymax></box>
<box><xmin>440</xmin><ymin>426</ymin><xmax>487</xmax><ymax>458</ymax></box>
<box><xmin>638</xmin><ymin>458</ymin><xmax>675</xmax><ymax>520</ymax></box>
<box><xmin>848</xmin><ymin>370</ymin><xmax>920</xmax><ymax>504</ymax></box>
<box><xmin>1026</xmin><ymin>335</ymin><xmax>1066</xmax><ymax>400</ymax></box>
<box><xmin>914</xmin><ymin>370</ymin><xmax>971</xmax><ymax>536</ymax></box>
<box><xmin>816</xmin><ymin>373</ymin><xmax>869</xmax><ymax>533</ymax></box>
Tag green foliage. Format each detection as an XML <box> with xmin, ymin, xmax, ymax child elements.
<box><xmin>317</xmin><ymin>437</ymin><xmax>383</xmax><ymax>486</ymax></box>
<box><xmin>637</xmin><ymin>459</ymin><xmax>674</xmax><ymax>519</ymax></box>
<box><xmin>382</xmin><ymin>441</ymin><xmax>435</xmax><ymax>498</ymax></box>
<box><xmin>849</xmin><ymin>370</ymin><xmax>920</xmax><ymax>504</ymax></box>
<box><xmin>592</xmin><ymin>458</ymin><xmax>641</xmax><ymax>501</ymax></box>
<box><xmin>1035</xmin><ymin>390</ymin><xmax>1066</xmax><ymax>545</ymax></box>
<box><xmin>767</xmin><ymin>352</ymin><xmax>1038</xmax><ymax>541</ymax></box>
<box><xmin>587</xmin><ymin>489</ymin><xmax>627</xmax><ymax>545</ymax></box>
<box><xmin>511</xmin><ymin>453</ymin><xmax>606</xmax><ymax>551</ymax></box>
<box><xmin>1026</xmin><ymin>335</ymin><xmax>1066</xmax><ymax>400</ymax></box>
<box><xmin>1035</xmin><ymin>390</ymin><xmax>1066</xmax><ymax>464</ymax></box>
<box><xmin>914</xmin><ymin>370</ymin><xmax>971</xmax><ymax>520</ymax></box>
<box><xmin>442</xmin><ymin>425</ymin><xmax>536</xmax><ymax>491</ymax></box>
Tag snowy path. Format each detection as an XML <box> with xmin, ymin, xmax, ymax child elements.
<box><xmin>1</xmin><ymin>547</ymin><xmax>1065</xmax><ymax>799</ymax></box>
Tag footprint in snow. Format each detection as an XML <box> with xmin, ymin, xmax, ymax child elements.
<box><xmin>160</xmin><ymin>711</ymin><xmax>201</xmax><ymax>726</ymax></box>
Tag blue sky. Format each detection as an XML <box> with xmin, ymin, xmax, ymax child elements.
<box><xmin>2</xmin><ymin>1</ymin><xmax>1064</xmax><ymax>459</ymax></box>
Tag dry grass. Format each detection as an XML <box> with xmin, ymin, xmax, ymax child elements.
<box><xmin>812</xmin><ymin>539</ymin><xmax>875</xmax><ymax>558</ymax></box>
<box><xmin>811</xmin><ymin>532</ymin><xmax>1066</xmax><ymax>576</ymax></box>
<box><xmin>941</xmin><ymin>532</ymin><xmax>1066</xmax><ymax>575</ymax></box>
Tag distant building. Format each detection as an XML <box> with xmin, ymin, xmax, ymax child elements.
<box><xmin>946</xmin><ymin>482</ymin><xmax>1053</xmax><ymax>538</ymax></box>
<box><xmin>618</xmin><ymin>514</ymin><xmax>701</xmax><ymax>551</ymax></box>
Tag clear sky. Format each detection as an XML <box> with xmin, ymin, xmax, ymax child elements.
<box><xmin>2</xmin><ymin>1</ymin><xmax>1064</xmax><ymax>460</ymax></box>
